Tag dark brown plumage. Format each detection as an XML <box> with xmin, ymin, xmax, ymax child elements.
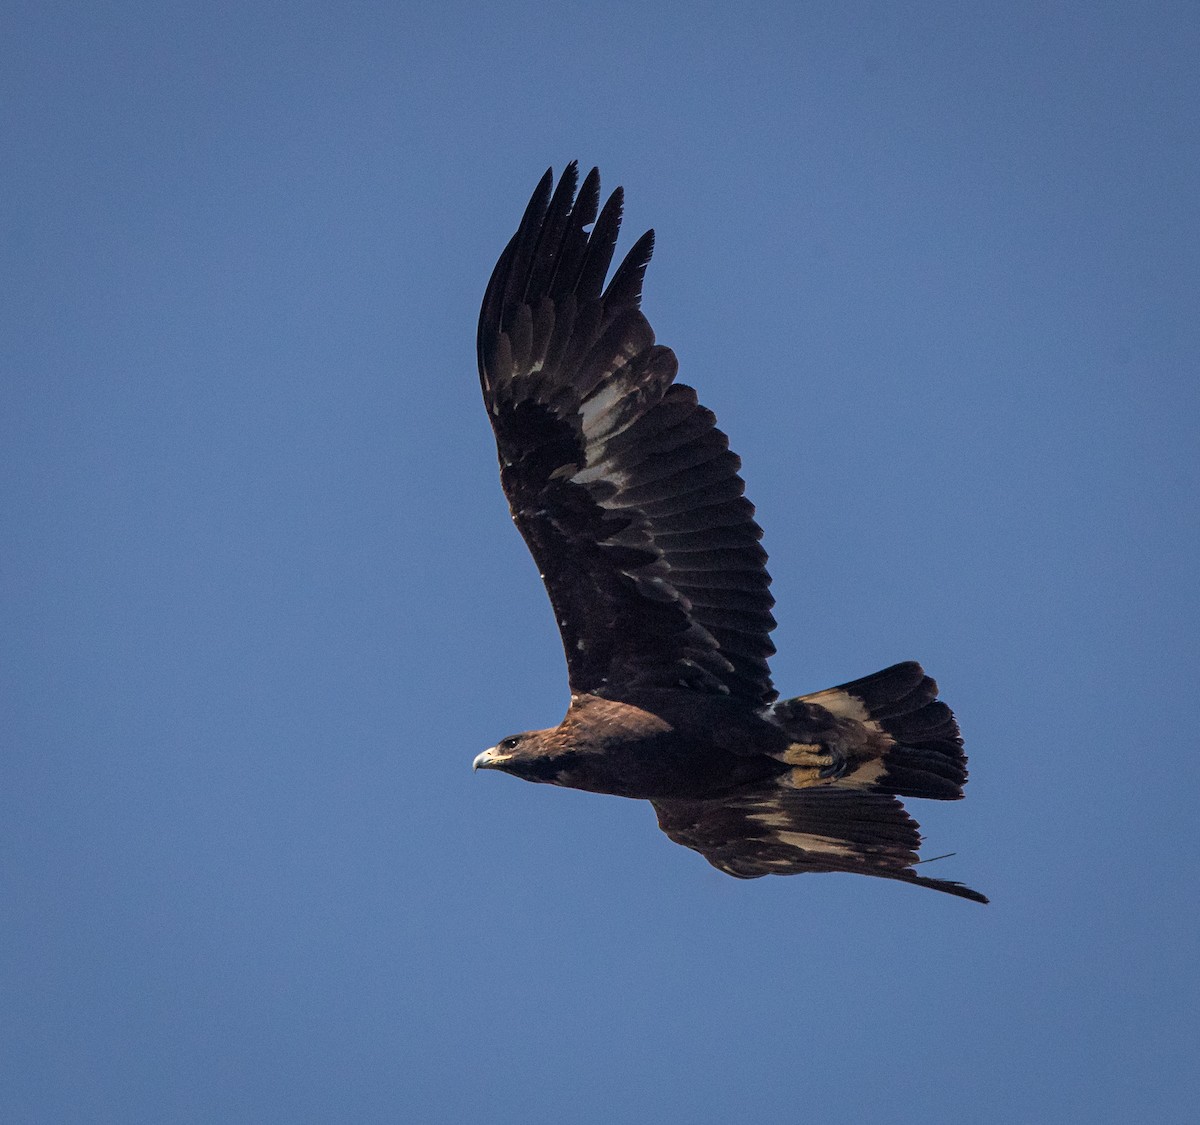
<box><xmin>472</xmin><ymin>164</ymin><xmax>986</xmax><ymax>904</ymax></box>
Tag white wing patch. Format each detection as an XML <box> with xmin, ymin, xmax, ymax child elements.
<box><xmin>749</xmin><ymin>809</ymin><xmax>791</xmax><ymax>830</ymax></box>
<box><xmin>579</xmin><ymin>382</ymin><xmax>623</xmax><ymax>432</ymax></box>
<box><xmin>749</xmin><ymin>803</ymin><xmax>856</xmax><ymax>860</ymax></box>
<box><xmin>570</xmin><ymin>386</ymin><xmax>638</xmax><ymax>490</ymax></box>
<box><xmin>775</xmin><ymin>831</ymin><xmax>856</xmax><ymax>858</ymax></box>
<box><xmin>571</xmin><ymin>458</ymin><xmax>627</xmax><ymax>488</ymax></box>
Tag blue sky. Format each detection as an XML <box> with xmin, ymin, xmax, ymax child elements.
<box><xmin>3</xmin><ymin>2</ymin><xmax>1197</xmax><ymax>1122</ymax></box>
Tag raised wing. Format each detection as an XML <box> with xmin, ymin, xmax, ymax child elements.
<box><xmin>478</xmin><ymin>164</ymin><xmax>776</xmax><ymax>704</ymax></box>
<box><xmin>653</xmin><ymin>788</ymin><xmax>988</xmax><ymax>902</ymax></box>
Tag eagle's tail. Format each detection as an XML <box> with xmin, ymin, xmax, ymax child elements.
<box><xmin>773</xmin><ymin>661</ymin><xmax>968</xmax><ymax>801</ymax></box>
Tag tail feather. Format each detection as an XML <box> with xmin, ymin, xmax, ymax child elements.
<box><xmin>781</xmin><ymin>661</ymin><xmax>969</xmax><ymax>801</ymax></box>
<box><xmin>829</xmin><ymin>660</ymin><xmax>931</xmax><ymax>718</ymax></box>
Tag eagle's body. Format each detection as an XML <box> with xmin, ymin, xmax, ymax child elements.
<box><xmin>472</xmin><ymin>164</ymin><xmax>986</xmax><ymax>903</ymax></box>
<box><xmin>493</xmin><ymin>691</ymin><xmax>788</xmax><ymax>800</ymax></box>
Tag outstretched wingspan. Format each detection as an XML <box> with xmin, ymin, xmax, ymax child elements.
<box><xmin>653</xmin><ymin>788</ymin><xmax>989</xmax><ymax>902</ymax></box>
<box><xmin>478</xmin><ymin>164</ymin><xmax>777</xmax><ymax>703</ymax></box>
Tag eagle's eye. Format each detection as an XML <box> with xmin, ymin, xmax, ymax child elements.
<box><xmin>499</xmin><ymin>736</ymin><xmax>521</xmax><ymax>751</ymax></box>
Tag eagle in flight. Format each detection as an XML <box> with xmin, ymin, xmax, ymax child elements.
<box><xmin>472</xmin><ymin>164</ymin><xmax>986</xmax><ymax>903</ymax></box>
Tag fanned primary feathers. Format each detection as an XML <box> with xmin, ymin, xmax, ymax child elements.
<box><xmin>473</xmin><ymin>165</ymin><xmax>986</xmax><ymax>904</ymax></box>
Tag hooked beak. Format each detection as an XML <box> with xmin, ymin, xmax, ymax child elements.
<box><xmin>473</xmin><ymin>746</ymin><xmax>511</xmax><ymax>772</ymax></box>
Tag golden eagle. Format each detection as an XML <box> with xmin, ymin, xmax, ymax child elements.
<box><xmin>472</xmin><ymin>165</ymin><xmax>986</xmax><ymax>903</ymax></box>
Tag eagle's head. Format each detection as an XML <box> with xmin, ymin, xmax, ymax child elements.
<box><xmin>473</xmin><ymin>729</ymin><xmax>581</xmax><ymax>785</ymax></box>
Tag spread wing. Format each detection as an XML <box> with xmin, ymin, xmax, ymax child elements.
<box><xmin>652</xmin><ymin>788</ymin><xmax>988</xmax><ymax>902</ymax></box>
<box><xmin>478</xmin><ymin>164</ymin><xmax>776</xmax><ymax>704</ymax></box>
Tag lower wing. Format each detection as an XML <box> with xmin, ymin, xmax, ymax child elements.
<box><xmin>652</xmin><ymin>786</ymin><xmax>987</xmax><ymax>902</ymax></box>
